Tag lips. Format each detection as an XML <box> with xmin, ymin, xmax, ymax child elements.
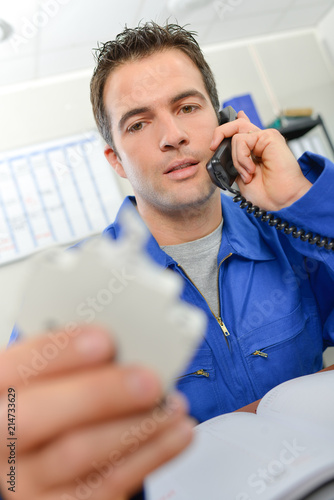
<box><xmin>164</xmin><ymin>159</ymin><xmax>199</xmax><ymax>174</ymax></box>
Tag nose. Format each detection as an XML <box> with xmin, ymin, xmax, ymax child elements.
<box><xmin>159</xmin><ymin>115</ymin><xmax>189</xmax><ymax>151</ymax></box>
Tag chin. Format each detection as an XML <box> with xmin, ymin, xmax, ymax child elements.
<box><xmin>162</xmin><ymin>183</ymin><xmax>218</xmax><ymax>212</ymax></box>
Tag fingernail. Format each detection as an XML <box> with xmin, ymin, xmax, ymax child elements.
<box><xmin>125</xmin><ymin>367</ymin><xmax>161</xmax><ymax>400</ymax></box>
<box><xmin>164</xmin><ymin>392</ymin><xmax>189</xmax><ymax>415</ymax></box>
<box><xmin>74</xmin><ymin>329</ymin><xmax>112</xmax><ymax>359</ymax></box>
<box><xmin>169</xmin><ymin>420</ymin><xmax>194</xmax><ymax>446</ymax></box>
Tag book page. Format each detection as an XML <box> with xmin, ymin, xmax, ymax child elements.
<box><xmin>145</xmin><ymin>411</ymin><xmax>334</xmax><ymax>500</ymax></box>
<box><xmin>257</xmin><ymin>371</ymin><xmax>334</xmax><ymax>432</ymax></box>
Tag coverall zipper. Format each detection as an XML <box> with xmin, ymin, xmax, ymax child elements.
<box><xmin>252</xmin><ymin>349</ymin><xmax>268</xmax><ymax>358</ymax></box>
<box><xmin>177</xmin><ymin>252</ymin><xmax>232</xmax><ymax>348</ymax></box>
<box><xmin>177</xmin><ymin>368</ymin><xmax>210</xmax><ymax>380</ymax></box>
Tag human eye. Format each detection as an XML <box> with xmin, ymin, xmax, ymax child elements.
<box><xmin>180</xmin><ymin>104</ymin><xmax>198</xmax><ymax>114</ymax></box>
<box><xmin>127</xmin><ymin>121</ymin><xmax>145</xmax><ymax>133</ymax></box>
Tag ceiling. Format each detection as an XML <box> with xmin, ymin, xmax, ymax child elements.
<box><xmin>0</xmin><ymin>0</ymin><xmax>334</xmax><ymax>87</ymax></box>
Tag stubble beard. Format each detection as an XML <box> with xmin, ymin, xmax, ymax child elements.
<box><xmin>136</xmin><ymin>176</ymin><xmax>218</xmax><ymax>220</ymax></box>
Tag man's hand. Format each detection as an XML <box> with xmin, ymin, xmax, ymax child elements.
<box><xmin>210</xmin><ymin>110</ymin><xmax>312</xmax><ymax>211</ymax></box>
<box><xmin>0</xmin><ymin>327</ymin><xmax>193</xmax><ymax>500</ymax></box>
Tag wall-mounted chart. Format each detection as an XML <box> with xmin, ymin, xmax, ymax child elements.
<box><xmin>0</xmin><ymin>131</ymin><xmax>123</xmax><ymax>265</ymax></box>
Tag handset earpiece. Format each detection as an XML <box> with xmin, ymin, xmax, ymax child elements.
<box><xmin>206</xmin><ymin>106</ymin><xmax>239</xmax><ymax>194</ymax></box>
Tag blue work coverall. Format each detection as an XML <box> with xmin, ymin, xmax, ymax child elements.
<box><xmin>101</xmin><ymin>152</ymin><xmax>334</xmax><ymax>423</ymax></box>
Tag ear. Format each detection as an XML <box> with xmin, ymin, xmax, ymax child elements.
<box><xmin>104</xmin><ymin>145</ymin><xmax>127</xmax><ymax>178</ymax></box>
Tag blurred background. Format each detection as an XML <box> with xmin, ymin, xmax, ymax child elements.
<box><xmin>0</xmin><ymin>0</ymin><xmax>334</xmax><ymax>367</ymax></box>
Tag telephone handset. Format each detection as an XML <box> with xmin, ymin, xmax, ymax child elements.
<box><xmin>206</xmin><ymin>106</ymin><xmax>334</xmax><ymax>251</ymax></box>
<box><xmin>206</xmin><ymin>106</ymin><xmax>239</xmax><ymax>194</ymax></box>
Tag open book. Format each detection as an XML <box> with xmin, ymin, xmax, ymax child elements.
<box><xmin>145</xmin><ymin>370</ymin><xmax>334</xmax><ymax>500</ymax></box>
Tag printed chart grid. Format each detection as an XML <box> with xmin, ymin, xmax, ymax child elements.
<box><xmin>0</xmin><ymin>132</ymin><xmax>123</xmax><ymax>265</ymax></box>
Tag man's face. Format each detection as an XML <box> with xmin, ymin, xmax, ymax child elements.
<box><xmin>104</xmin><ymin>49</ymin><xmax>220</xmax><ymax>214</ymax></box>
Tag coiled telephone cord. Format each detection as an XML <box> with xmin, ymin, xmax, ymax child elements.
<box><xmin>232</xmin><ymin>194</ymin><xmax>334</xmax><ymax>251</ymax></box>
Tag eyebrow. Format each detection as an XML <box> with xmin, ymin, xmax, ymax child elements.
<box><xmin>118</xmin><ymin>89</ymin><xmax>208</xmax><ymax>131</ymax></box>
<box><xmin>118</xmin><ymin>107</ymin><xmax>150</xmax><ymax>132</ymax></box>
<box><xmin>170</xmin><ymin>89</ymin><xmax>207</xmax><ymax>105</ymax></box>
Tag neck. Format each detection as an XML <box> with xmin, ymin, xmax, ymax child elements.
<box><xmin>136</xmin><ymin>191</ymin><xmax>222</xmax><ymax>246</ymax></box>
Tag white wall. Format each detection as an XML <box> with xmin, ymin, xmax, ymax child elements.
<box><xmin>0</xmin><ymin>71</ymin><xmax>94</xmax><ymax>152</ymax></box>
<box><xmin>204</xmin><ymin>28</ymin><xmax>334</xmax><ymax>139</ymax></box>
<box><xmin>317</xmin><ymin>5</ymin><xmax>334</xmax><ymax>72</ymax></box>
<box><xmin>1</xmin><ymin>24</ymin><xmax>334</xmax><ymax>353</ymax></box>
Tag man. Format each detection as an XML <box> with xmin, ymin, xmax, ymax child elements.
<box><xmin>90</xmin><ymin>21</ymin><xmax>334</xmax><ymax>423</ymax></box>
<box><xmin>1</xmin><ymin>20</ymin><xmax>334</xmax><ymax>500</ymax></box>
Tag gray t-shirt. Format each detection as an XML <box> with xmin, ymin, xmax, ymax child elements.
<box><xmin>160</xmin><ymin>220</ymin><xmax>223</xmax><ymax>317</ymax></box>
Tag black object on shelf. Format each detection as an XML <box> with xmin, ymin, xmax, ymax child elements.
<box><xmin>278</xmin><ymin>115</ymin><xmax>334</xmax><ymax>156</ymax></box>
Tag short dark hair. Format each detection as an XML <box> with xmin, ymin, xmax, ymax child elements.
<box><xmin>90</xmin><ymin>21</ymin><xmax>220</xmax><ymax>147</ymax></box>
